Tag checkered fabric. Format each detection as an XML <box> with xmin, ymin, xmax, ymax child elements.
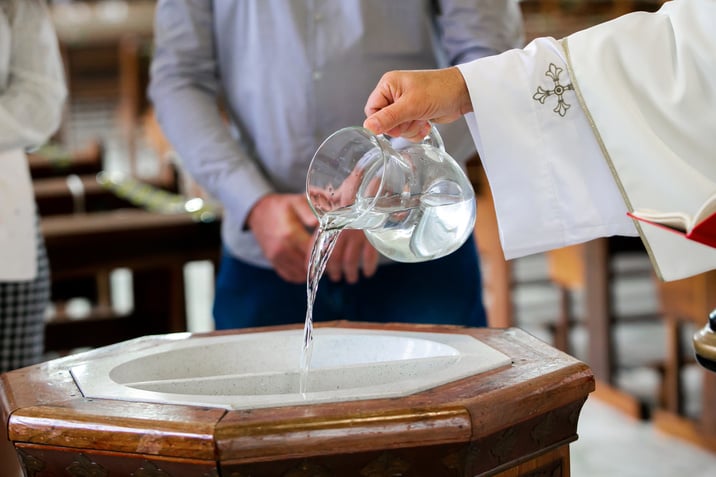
<box><xmin>0</xmin><ymin>215</ymin><xmax>50</xmax><ymax>373</ymax></box>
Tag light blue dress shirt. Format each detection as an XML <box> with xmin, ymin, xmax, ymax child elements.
<box><xmin>149</xmin><ymin>0</ymin><xmax>523</xmax><ymax>268</ymax></box>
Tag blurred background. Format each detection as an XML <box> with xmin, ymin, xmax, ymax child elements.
<box><xmin>33</xmin><ymin>1</ymin><xmax>716</xmax><ymax>475</ymax></box>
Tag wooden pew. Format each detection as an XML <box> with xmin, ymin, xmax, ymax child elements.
<box><xmin>42</xmin><ymin>208</ymin><xmax>221</xmax><ymax>354</ymax></box>
<box><xmin>117</xmin><ymin>33</ymin><xmax>154</xmax><ymax>171</ymax></box>
<box><xmin>31</xmin><ymin>145</ymin><xmax>216</xmax><ymax>356</ymax></box>
<box><xmin>652</xmin><ymin>272</ymin><xmax>716</xmax><ymax>452</ymax></box>
<box><xmin>50</xmin><ymin>1</ymin><xmax>156</xmax><ymax>142</ymax></box>
<box><xmin>520</xmin><ymin>0</ymin><xmax>666</xmax><ymax>43</ymax></box>
<box><xmin>28</xmin><ymin>140</ymin><xmax>103</xmax><ymax>180</ymax></box>
<box><xmin>33</xmin><ymin>173</ymin><xmax>178</xmax><ymax>216</ymax></box>
<box><xmin>34</xmin><ymin>174</ymin><xmax>130</xmax><ymax>216</ymax></box>
<box><xmin>470</xmin><ymin>161</ymin><xmax>516</xmax><ymax>328</ymax></box>
<box><xmin>547</xmin><ymin>238</ymin><xmax>662</xmax><ymax>418</ymax></box>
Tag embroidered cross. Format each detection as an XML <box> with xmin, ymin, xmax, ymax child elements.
<box><xmin>533</xmin><ymin>63</ymin><xmax>574</xmax><ymax>117</ymax></box>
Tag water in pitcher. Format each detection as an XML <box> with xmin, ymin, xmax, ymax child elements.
<box><xmin>363</xmin><ymin>193</ymin><xmax>475</xmax><ymax>262</ymax></box>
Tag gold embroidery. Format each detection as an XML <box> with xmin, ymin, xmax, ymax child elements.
<box><xmin>533</xmin><ymin>63</ymin><xmax>575</xmax><ymax>117</ymax></box>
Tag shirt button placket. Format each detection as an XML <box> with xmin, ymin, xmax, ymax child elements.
<box><xmin>311</xmin><ymin>1</ymin><xmax>325</xmax><ymax>140</ymax></box>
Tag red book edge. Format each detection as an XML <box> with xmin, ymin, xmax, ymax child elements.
<box><xmin>627</xmin><ymin>211</ymin><xmax>716</xmax><ymax>249</ymax></box>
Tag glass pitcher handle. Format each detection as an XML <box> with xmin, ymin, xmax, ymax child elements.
<box><xmin>421</xmin><ymin>122</ymin><xmax>445</xmax><ymax>152</ymax></box>
<box><xmin>376</xmin><ymin>122</ymin><xmax>445</xmax><ymax>151</ymax></box>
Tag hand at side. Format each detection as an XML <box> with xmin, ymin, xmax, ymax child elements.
<box><xmin>247</xmin><ymin>193</ymin><xmax>318</xmax><ymax>283</ymax></box>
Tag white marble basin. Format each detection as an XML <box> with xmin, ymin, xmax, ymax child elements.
<box><xmin>70</xmin><ymin>327</ymin><xmax>511</xmax><ymax>410</ymax></box>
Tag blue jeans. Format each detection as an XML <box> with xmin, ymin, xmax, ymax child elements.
<box><xmin>213</xmin><ymin>238</ymin><xmax>486</xmax><ymax>330</ymax></box>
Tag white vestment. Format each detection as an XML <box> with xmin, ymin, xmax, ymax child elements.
<box><xmin>458</xmin><ymin>0</ymin><xmax>716</xmax><ymax>281</ymax></box>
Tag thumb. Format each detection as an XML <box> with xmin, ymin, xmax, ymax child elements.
<box><xmin>363</xmin><ymin>104</ymin><xmax>415</xmax><ymax>137</ymax></box>
<box><xmin>364</xmin><ymin>111</ymin><xmax>431</xmax><ymax>142</ymax></box>
<box><xmin>363</xmin><ymin>110</ymin><xmax>391</xmax><ymax>135</ymax></box>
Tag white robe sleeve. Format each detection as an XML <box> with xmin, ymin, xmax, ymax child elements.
<box><xmin>457</xmin><ymin>38</ymin><xmax>636</xmax><ymax>260</ymax></box>
<box><xmin>458</xmin><ymin>0</ymin><xmax>716</xmax><ymax>281</ymax></box>
<box><xmin>567</xmin><ymin>0</ymin><xmax>716</xmax><ymax>281</ymax></box>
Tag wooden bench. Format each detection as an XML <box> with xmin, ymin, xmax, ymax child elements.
<box><xmin>546</xmin><ymin>238</ymin><xmax>661</xmax><ymax>418</ymax></box>
<box><xmin>652</xmin><ymin>272</ymin><xmax>716</xmax><ymax>451</ymax></box>
<box><xmin>42</xmin><ymin>208</ymin><xmax>221</xmax><ymax>354</ymax></box>
<box><xmin>33</xmin><ymin>172</ymin><xmax>179</xmax><ymax>216</ymax></box>
<box><xmin>28</xmin><ymin>140</ymin><xmax>103</xmax><ymax>180</ymax></box>
<box><xmin>50</xmin><ymin>1</ymin><xmax>156</xmax><ymax>143</ymax></box>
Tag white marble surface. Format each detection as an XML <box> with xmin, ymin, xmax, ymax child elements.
<box><xmin>70</xmin><ymin>327</ymin><xmax>510</xmax><ymax>410</ymax></box>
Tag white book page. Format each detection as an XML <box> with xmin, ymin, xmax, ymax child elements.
<box><xmin>631</xmin><ymin>209</ymin><xmax>692</xmax><ymax>232</ymax></box>
<box><xmin>632</xmin><ymin>191</ymin><xmax>716</xmax><ymax>233</ymax></box>
<box><xmin>692</xmin><ymin>192</ymin><xmax>716</xmax><ymax>226</ymax></box>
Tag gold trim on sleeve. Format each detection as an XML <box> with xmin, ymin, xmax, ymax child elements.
<box><xmin>561</xmin><ymin>37</ymin><xmax>664</xmax><ymax>281</ymax></box>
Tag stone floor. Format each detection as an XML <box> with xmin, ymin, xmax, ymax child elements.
<box><xmin>573</xmin><ymin>398</ymin><xmax>716</xmax><ymax>477</ymax></box>
<box><xmin>69</xmin><ymin>99</ymin><xmax>716</xmax><ymax>477</ymax></box>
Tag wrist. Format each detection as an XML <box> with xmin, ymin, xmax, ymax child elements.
<box><xmin>245</xmin><ymin>194</ymin><xmax>271</xmax><ymax>231</ymax></box>
<box><xmin>447</xmin><ymin>66</ymin><xmax>473</xmax><ymax>115</ymax></box>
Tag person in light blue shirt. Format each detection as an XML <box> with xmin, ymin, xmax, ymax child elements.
<box><xmin>149</xmin><ymin>0</ymin><xmax>524</xmax><ymax>330</ymax></box>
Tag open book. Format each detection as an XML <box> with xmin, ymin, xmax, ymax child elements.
<box><xmin>628</xmin><ymin>194</ymin><xmax>716</xmax><ymax>248</ymax></box>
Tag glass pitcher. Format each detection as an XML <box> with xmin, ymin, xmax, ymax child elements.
<box><xmin>306</xmin><ymin>124</ymin><xmax>476</xmax><ymax>262</ymax></box>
